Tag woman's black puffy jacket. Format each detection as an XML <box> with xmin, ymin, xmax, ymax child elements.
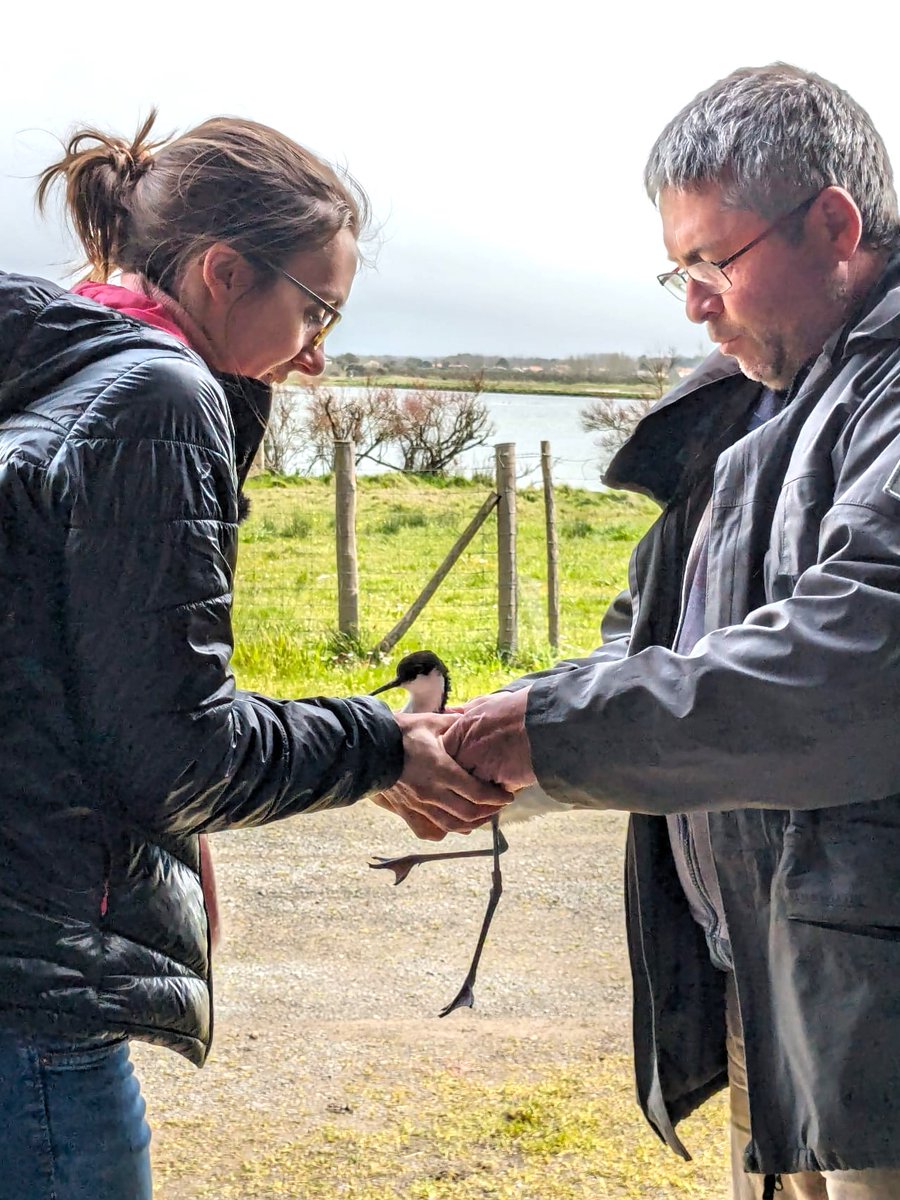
<box><xmin>0</xmin><ymin>273</ymin><xmax>402</xmax><ymax>1064</ymax></box>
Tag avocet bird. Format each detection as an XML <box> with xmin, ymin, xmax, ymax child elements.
<box><xmin>369</xmin><ymin>650</ymin><xmax>573</xmax><ymax>1017</ymax></box>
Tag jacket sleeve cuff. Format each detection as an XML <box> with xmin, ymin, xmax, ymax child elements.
<box><xmin>356</xmin><ymin>696</ymin><xmax>405</xmax><ymax>796</ymax></box>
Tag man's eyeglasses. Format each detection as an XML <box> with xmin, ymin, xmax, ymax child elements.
<box><xmin>278</xmin><ymin>268</ymin><xmax>343</xmax><ymax>349</ymax></box>
<box><xmin>656</xmin><ymin>192</ymin><xmax>820</xmax><ymax>301</ymax></box>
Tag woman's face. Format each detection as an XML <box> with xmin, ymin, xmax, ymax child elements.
<box><xmin>200</xmin><ymin>227</ymin><xmax>359</xmax><ymax>382</ymax></box>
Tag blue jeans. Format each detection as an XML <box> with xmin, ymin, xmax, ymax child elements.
<box><xmin>0</xmin><ymin>1029</ymin><xmax>152</xmax><ymax>1200</ymax></box>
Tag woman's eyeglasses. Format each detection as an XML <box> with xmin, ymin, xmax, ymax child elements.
<box><xmin>278</xmin><ymin>268</ymin><xmax>342</xmax><ymax>349</ymax></box>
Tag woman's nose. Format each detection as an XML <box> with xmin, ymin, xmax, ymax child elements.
<box><xmin>685</xmin><ymin>278</ymin><xmax>725</xmax><ymax>325</ymax></box>
<box><xmin>290</xmin><ymin>342</ymin><xmax>327</xmax><ymax>378</ymax></box>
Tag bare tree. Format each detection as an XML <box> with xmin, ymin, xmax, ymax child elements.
<box><xmin>262</xmin><ymin>387</ymin><xmax>307</xmax><ymax>474</ymax></box>
<box><xmin>578</xmin><ymin>346</ymin><xmax>678</xmax><ymax>459</ymax></box>
<box><xmin>298</xmin><ymin>383</ymin><xmax>396</xmax><ymax>472</ymax></box>
<box><xmin>389</xmin><ymin>384</ymin><xmax>494</xmax><ymax>474</ymax></box>
<box><xmin>638</xmin><ymin>346</ymin><xmax>678</xmax><ymax>399</ymax></box>
<box><xmin>580</xmin><ymin>396</ymin><xmax>658</xmax><ymax>456</ymax></box>
<box><xmin>270</xmin><ymin>378</ymin><xmax>494</xmax><ymax>477</ymax></box>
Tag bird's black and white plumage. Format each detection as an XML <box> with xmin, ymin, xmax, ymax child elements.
<box><xmin>370</xmin><ymin>649</ymin><xmax>451</xmax><ymax>713</ymax></box>
<box><xmin>369</xmin><ymin>650</ymin><xmax>572</xmax><ymax>1016</ymax></box>
<box><xmin>372</xmin><ymin>649</ymin><xmax>572</xmax><ymax>820</ymax></box>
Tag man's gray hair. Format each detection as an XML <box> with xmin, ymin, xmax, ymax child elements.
<box><xmin>645</xmin><ymin>63</ymin><xmax>900</xmax><ymax>250</ymax></box>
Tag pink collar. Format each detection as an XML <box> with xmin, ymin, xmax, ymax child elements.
<box><xmin>71</xmin><ymin>277</ymin><xmax>219</xmax><ymax>366</ymax></box>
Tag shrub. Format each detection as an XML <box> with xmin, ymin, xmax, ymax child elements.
<box><xmin>562</xmin><ymin>519</ymin><xmax>594</xmax><ymax>539</ymax></box>
<box><xmin>376</xmin><ymin>511</ymin><xmax>429</xmax><ymax>536</ymax></box>
<box><xmin>278</xmin><ymin>512</ymin><xmax>313</xmax><ymax>539</ymax></box>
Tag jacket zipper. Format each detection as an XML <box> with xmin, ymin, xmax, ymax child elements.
<box><xmin>199</xmin><ymin>837</ymin><xmax>215</xmax><ymax>1060</ymax></box>
<box><xmin>626</xmin><ymin>548</ymin><xmax>641</xmax><ymax>627</ymax></box>
<box><xmin>99</xmin><ymin>841</ymin><xmax>111</xmax><ymax>919</ymax></box>
<box><xmin>670</xmin><ymin>488</ymin><xmax>716</xmax><ymax>652</ymax></box>
<box><xmin>669</xmin><ymin>557</ymin><xmax>694</xmax><ymax>653</ymax></box>
<box><xmin>670</xmin><ymin>482</ymin><xmax>723</xmax><ymax>943</ymax></box>
<box><xmin>676</xmin><ymin>814</ymin><xmax>719</xmax><ymax>936</ymax></box>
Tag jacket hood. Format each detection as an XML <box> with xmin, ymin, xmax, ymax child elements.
<box><xmin>0</xmin><ymin>271</ymin><xmax>271</xmax><ymax>491</ymax></box>
<box><xmin>0</xmin><ymin>271</ymin><xmax>196</xmax><ymax>416</ymax></box>
<box><xmin>72</xmin><ymin>280</ymin><xmax>195</xmax><ymax>348</ymax></box>
<box><xmin>605</xmin><ymin>253</ymin><xmax>900</xmax><ymax>505</ymax></box>
<box><xmin>69</xmin><ymin>277</ymin><xmax>272</xmax><ymax>493</ymax></box>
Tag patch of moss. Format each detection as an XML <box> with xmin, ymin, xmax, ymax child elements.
<box><xmin>153</xmin><ymin>1057</ymin><xmax>728</xmax><ymax>1199</ymax></box>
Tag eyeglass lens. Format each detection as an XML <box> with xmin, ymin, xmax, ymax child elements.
<box><xmin>662</xmin><ymin>261</ymin><xmax>731</xmax><ymax>299</ymax></box>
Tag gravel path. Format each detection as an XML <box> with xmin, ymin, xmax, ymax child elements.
<box><xmin>132</xmin><ymin>802</ymin><xmax>725</xmax><ymax>1196</ymax></box>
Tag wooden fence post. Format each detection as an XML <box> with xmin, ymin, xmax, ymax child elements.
<box><xmin>334</xmin><ymin>440</ymin><xmax>359</xmax><ymax>639</ymax></box>
<box><xmin>371</xmin><ymin>490</ymin><xmax>501</xmax><ymax>659</ymax></box>
<box><xmin>541</xmin><ymin>441</ymin><xmax>560</xmax><ymax>653</ymax></box>
<box><xmin>495</xmin><ymin>442</ymin><xmax>517</xmax><ymax>656</ymax></box>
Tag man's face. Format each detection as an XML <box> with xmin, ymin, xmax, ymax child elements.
<box><xmin>659</xmin><ymin>184</ymin><xmax>841</xmax><ymax>390</ymax></box>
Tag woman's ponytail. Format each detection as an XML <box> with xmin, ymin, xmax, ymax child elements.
<box><xmin>36</xmin><ymin>111</ymin><xmax>166</xmax><ymax>281</ymax></box>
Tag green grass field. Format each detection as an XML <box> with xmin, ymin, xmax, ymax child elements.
<box><xmin>232</xmin><ymin>473</ymin><xmax>658</xmax><ymax>700</ymax></box>
<box><xmin>322</xmin><ymin>375</ymin><xmax>655</xmax><ymax>399</ymax></box>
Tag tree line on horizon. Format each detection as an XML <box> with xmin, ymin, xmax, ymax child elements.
<box><xmin>263</xmin><ymin>360</ymin><xmax>679</xmax><ymax>478</ymax></box>
<box><xmin>325</xmin><ymin>349</ymin><xmax>704</xmax><ymax>383</ymax></box>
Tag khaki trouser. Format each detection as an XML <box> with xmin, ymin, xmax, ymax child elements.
<box><xmin>726</xmin><ymin>975</ymin><xmax>900</xmax><ymax>1199</ymax></box>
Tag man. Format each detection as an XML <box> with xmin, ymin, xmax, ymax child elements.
<box><xmin>391</xmin><ymin>65</ymin><xmax>900</xmax><ymax>1198</ymax></box>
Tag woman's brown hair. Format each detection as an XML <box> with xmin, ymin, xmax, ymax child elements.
<box><xmin>37</xmin><ymin>110</ymin><xmax>369</xmax><ymax>290</ymax></box>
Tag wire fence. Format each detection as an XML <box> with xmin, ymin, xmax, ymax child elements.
<box><xmin>233</xmin><ymin>441</ymin><xmax>642</xmax><ymax>668</ymax></box>
<box><xmin>235</xmin><ymin>459</ymin><xmax>504</xmax><ymax>650</ymax></box>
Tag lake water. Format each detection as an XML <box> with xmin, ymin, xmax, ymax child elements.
<box><xmin>288</xmin><ymin>387</ymin><xmax>614</xmax><ymax>489</ymax></box>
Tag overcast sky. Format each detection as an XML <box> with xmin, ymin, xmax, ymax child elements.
<box><xmin>3</xmin><ymin>1</ymin><xmax>898</xmax><ymax>358</ymax></box>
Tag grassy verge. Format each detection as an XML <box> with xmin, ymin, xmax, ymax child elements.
<box><xmin>154</xmin><ymin>1056</ymin><xmax>728</xmax><ymax>1199</ymax></box>
<box><xmin>318</xmin><ymin>376</ymin><xmax>656</xmax><ymax>399</ymax></box>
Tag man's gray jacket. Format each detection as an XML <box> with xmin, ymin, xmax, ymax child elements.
<box><xmin>521</xmin><ymin>258</ymin><xmax>900</xmax><ymax>1174</ymax></box>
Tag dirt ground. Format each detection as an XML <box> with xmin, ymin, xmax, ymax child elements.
<box><xmin>134</xmin><ymin>802</ymin><xmax>728</xmax><ymax>1197</ymax></box>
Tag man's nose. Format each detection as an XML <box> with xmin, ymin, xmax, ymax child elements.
<box><xmin>684</xmin><ymin>278</ymin><xmax>725</xmax><ymax>325</ymax></box>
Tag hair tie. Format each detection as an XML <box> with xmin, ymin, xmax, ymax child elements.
<box><xmin>112</xmin><ymin>144</ymin><xmax>152</xmax><ymax>186</ymax></box>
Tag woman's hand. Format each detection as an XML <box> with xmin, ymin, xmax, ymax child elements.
<box><xmin>373</xmin><ymin>711</ymin><xmax>513</xmax><ymax>841</ymax></box>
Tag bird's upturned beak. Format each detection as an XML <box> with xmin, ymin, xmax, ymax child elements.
<box><xmin>370</xmin><ymin>678</ymin><xmax>401</xmax><ymax>697</ymax></box>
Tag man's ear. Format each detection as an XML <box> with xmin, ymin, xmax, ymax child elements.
<box><xmin>811</xmin><ymin>187</ymin><xmax>863</xmax><ymax>262</ymax></box>
<box><xmin>200</xmin><ymin>243</ymin><xmax>256</xmax><ymax>302</ymax></box>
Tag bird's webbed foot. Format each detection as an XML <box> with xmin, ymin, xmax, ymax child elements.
<box><xmin>438</xmin><ymin>979</ymin><xmax>475</xmax><ymax>1018</ymax></box>
<box><xmin>368</xmin><ymin>855</ymin><xmax>423</xmax><ymax>885</ymax></box>
<box><xmin>369</xmin><ymin>838</ymin><xmax>505</xmax><ymax>886</ymax></box>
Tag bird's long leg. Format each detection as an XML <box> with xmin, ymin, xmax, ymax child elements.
<box><xmin>438</xmin><ymin>812</ymin><xmax>505</xmax><ymax>1018</ymax></box>
<box><xmin>369</xmin><ymin>826</ymin><xmax>509</xmax><ymax>886</ymax></box>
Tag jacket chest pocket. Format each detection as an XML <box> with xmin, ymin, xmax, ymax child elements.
<box><xmin>765</xmin><ymin>471</ymin><xmax>834</xmax><ymax>595</ymax></box>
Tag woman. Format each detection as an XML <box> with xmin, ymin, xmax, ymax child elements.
<box><xmin>0</xmin><ymin>113</ymin><xmax>506</xmax><ymax>1199</ymax></box>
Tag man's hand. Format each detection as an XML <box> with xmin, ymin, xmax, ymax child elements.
<box><xmin>374</xmin><ymin>711</ymin><xmax>513</xmax><ymax>841</ymax></box>
<box><xmin>441</xmin><ymin>687</ymin><xmax>538</xmax><ymax>793</ymax></box>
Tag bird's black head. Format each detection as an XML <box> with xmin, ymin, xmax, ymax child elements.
<box><xmin>370</xmin><ymin>649</ymin><xmax>451</xmax><ymax>710</ymax></box>
<box><xmin>394</xmin><ymin>650</ymin><xmax>448</xmax><ymax>685</ymax></box>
